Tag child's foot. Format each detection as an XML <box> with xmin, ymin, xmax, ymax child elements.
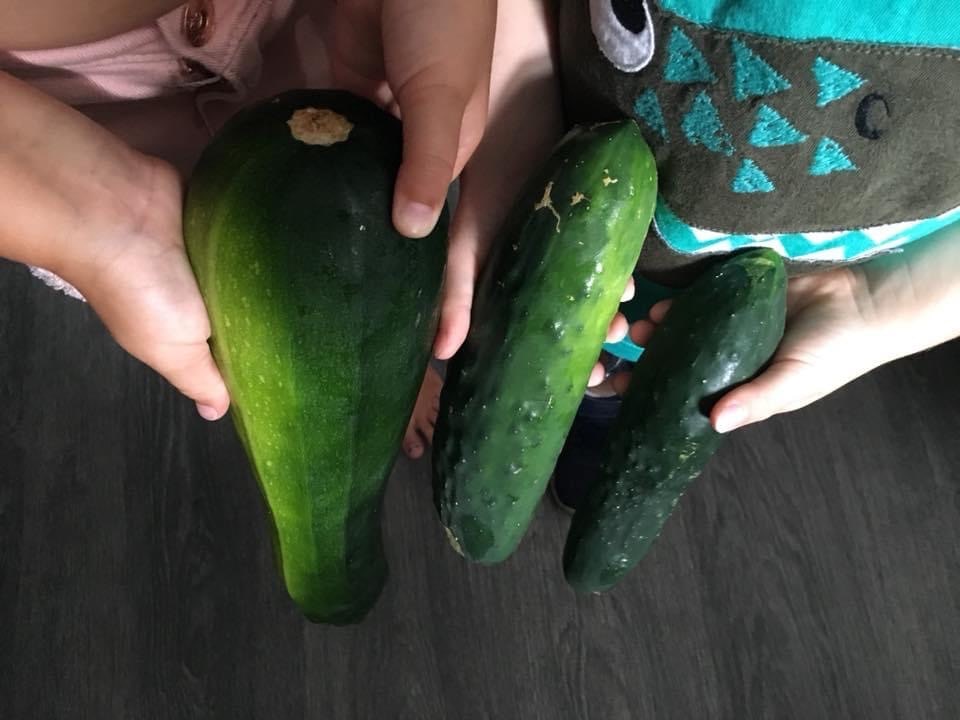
<box><xmin>403</xmin><ymin>364</ymin><xmax>443</xmax><ymax>459</ymax></box>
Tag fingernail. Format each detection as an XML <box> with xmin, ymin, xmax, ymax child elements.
<box><xmin>397</xmin><ymin>201</ymin><xmax>438</xmax><ymax>238</ymax></box>
<box><xmin>715</xmin><ymin>403</ymin><xmax>748</xmax><ymax>433</ymax></box>
<box><xmin>197</xmin><ymin>403</ymin><xmax>222</xmax><ymax>421</ymax></box>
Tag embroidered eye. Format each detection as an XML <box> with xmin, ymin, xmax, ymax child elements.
<box><xmin>856</xmin><ymin>92</ymin><xmax>891</xmax><ymax>140</ymax></box>
<box><xmin>590</xmin><ymin>0</ymin><xmax>656</xmax><ymax>73</ymax></box>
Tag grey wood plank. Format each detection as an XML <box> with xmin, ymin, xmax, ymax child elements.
<box><xmin>2</xmin><ymin>257</ymin><xmax>959</xmax><ymax>720</ymax></box>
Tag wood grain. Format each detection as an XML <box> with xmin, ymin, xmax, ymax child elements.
<box><xmin>1</xmin><ymin>258</ymin><xmax>958</xmax><ymax>719</ymax></box>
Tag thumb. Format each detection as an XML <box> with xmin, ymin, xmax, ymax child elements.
<box><xmin>710</xmin><ymin>358</ymin><xmax>828</xmax><ymax>433</ymax></box>
<box><xmin>146</xmin><ymin>341</ymin><xmax>231</xmax><ymax>421</ymax></box>
<box><xmin>391</xmin><ymin>79</ymin><xmax>466</xmax><ymax>238</ymax></box>
<box><xmin>383</xmin><ymin>0</ymin><xmax>495</xmax><ymax>239</ymax></box>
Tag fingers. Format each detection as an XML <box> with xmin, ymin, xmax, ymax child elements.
<box><xmin>404</xmin><ymin>435</ymin><xmax>425</xmax><ymax>460</ymax></box>
<box><xmin>587</xmin><ymin>362</ymin><xmax>606</xmax><ymax>388</ymax></box>
<box><xmin>433</xmin><ymin>284</ymin><xmax>473</xmax><ymax>360</ymax></box>
<box><xmin>605</xmin><ymin>319</ymin><xmax>656</xmax><ymax>396</ymax></box>
<box><xmin>403</xmin><ymin>365</ymin><xmax>442</xmax><ymax>459</ymax></box>
<box><xmin>79</xmin><ymin>230</ymin><xmax>232</xmax><ymax>422</ymax></box>
<box><xmin>710</xmin><ymin>357</ymin><xmax>826</xmax><ymax>433</ymax></box>
<box><xmin>433</xmin><ymin>221</ymin><xmax>478</xmax><ymax>359</ymax></box>
<box><xmin>629</xmin><ymin>318</ymin><xmax>657</xmax><ymax>347</ymax></box>
<box><xmin>99</xmin><ymin>294</ymin><xmax>231</xmax><ymax>420</ymax></box>
<box><xmin>621</xmin><ymin>275</ymin><xmax>636</xmax><ymax>303</ymax></box>
<box><xmin>109</xmin><ymin>304</ymin><xmax>231</xmax><ymax>421</ymax></box>
<box><xmin>649</xmin><ymin>298</ymin><xmax>672</xmax><ymax>324</ymax></box>
<box><xmin>383</xmin><ymin>0</ymin><xmax>496</xmax><ymax>238</ymax></box>
<box><xmin>606</xmin><ymin>312</ymin><xmax>629</xmax><ymax>343</ymax></box>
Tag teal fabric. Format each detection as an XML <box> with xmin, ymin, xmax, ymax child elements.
<box><xmin>680</xmin><ymin>90</ymin><xmax>734</xmax><ymax>155</ymax></box>
<box><xmin>812</xmin><ymin>56</ymin><xmax>866</xmax><ymax>107</ymax></box>
<box><xmin>633</xmin><ymin>88</ymin><xmax>669</xmax><ymax>140</ymax></box>
<box><xmin>601</xmin><ymin>336</ymin><xmax>646</xmax><ymax>362</ymax></box>
<box><xmin>657</xmin><ymin>0</ymin><xmax>960</xmax><ymax>49</ymax></box>
<box><xmin>653</xmin><ymin>195</ymin><xmax>960</xmax><ymax>262</ymax></box>
<box><xmin>730</xmin><ymin>39</ymin><xmax>791</xmax><ymax>101</ymax></box>
<box><xmin>809</xmin><ymin>137</ymin><xmax>857</xmax><ymax>176</ymax></box>
<box><xmin>664</xmin><ymin>26</ymin><xmax>717</xmax><ymax>84</ymax></box>
<box><xmin>732</xmin><ymin>158</ymin><xmax>775</xmax><ymax>194</ymax></box>
<box><xmin>748</xmin><ymin>105</ymin><xmax>807</xmax><ymax>148</ymax></box>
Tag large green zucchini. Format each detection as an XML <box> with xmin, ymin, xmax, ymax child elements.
<box><xmin>184</xmin><ymin>90</ymin><xmax>447</xmax><ymax>624</ymax></box>
<box><xmin>433</xmin><ymin>121</ymin><xmax>657</xmax><ymax>564</ymax></box>
<box><xmin>564</xmin><ymin>249</ymin><xmax>787</xmax><ymax>593</ymax></box>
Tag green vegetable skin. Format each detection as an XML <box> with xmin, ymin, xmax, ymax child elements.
<box><xmin>433</xmin><ymin>121</ymin><xmax>658</xmax><ymax>564</ymax></box>
<box><xmin>564</xmin><ymin>249</ymin><xmax>787</xmax><ymax>593</ymax></box>
<box><xmin>184</xmin><ymin>90</ymin><xmax>447</xmax><ymax>624</ymax></box>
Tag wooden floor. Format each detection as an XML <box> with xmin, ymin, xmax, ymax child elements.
<box><xmin>1</xmin><ymin>258</ymin><xmax>958</xmax><ymax>720</ymax></box>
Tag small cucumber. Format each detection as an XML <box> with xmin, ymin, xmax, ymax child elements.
<box><xmin>564</xmin><ymin>249</ymin><xmax>787</xmax><ymax>593</ymax></box>
<box><xmin>433</xmin><ymin>121</ymin><xmax>657</xmax><ymax>564</ymax></box>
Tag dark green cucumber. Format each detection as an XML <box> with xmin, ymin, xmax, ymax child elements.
<box><xmin>564</xmin><ymin>249</ymin><xmax>787</xmax><ymax>593</ymax></box>
<box><xmin>433</xmin><ymin>121</ymin><xmax>657</xmax><ymax>564</ymax></box>
<box><xmin>184</xmin><ymin>90</ymin><xmax>447</xmax><ymax>624</ymax></box>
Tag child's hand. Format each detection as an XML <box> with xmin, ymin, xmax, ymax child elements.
<box><xmin>332</xmin><ymin>0</ymin><xmax>636</xmax><ymax>383</ymax></box>
<box><xmin>330</xmin><ymin>0</ymin><xmax>497</xmax><ymax>239</ymax></box>
<box><xmin>419</xmin><ymin>0</ymin><xmax>568</xmax><ymax>360</ymax></box>
<box><xmin>619</xmin><ymin>269</ymin><xmax>883</xmax><ymax>431</ymax></box>
<box><xmin>0</xmin><ymin>71</ymin><xmax>229</xmax><ymax>421</ymax></box>
<box><xmin>611</xmin><ymin>223</ymin><xmax>960</xmax><ymax>431</ymax></box>
<box><xmin>69</xmin><ymin>160</ymin><xmax>231</xmax><ymax>421</ymax></box>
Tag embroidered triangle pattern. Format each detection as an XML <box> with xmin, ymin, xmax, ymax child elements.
<box><xmin>812</xmin><ymin>57</ymin><xmax>866</xmax><ymax>107</ymax></box>
<box><xmin>665</xmin><ymin>26</ymin><xmax>717</xmax><ymax>85</ymax></box>
<box><xmin>809</xmin><ymin>136</ymin><xmax>857</xmax><ymax>176</ymax></box>
<box><xmin>633</xmin><ymin>88</ymin><xmax>669</xmax><ymax>141</ymax></box>
<box><xmin>732</xmin><ymin>158</ymin><xmax>775</xmax><ymax>194</ymax></box>
<box><xmin>730</xmin><ymin>39</ymin><xmax>791</xmax><ymax>101</ymax></box>
<box><xmin>749</xmin><ymin>105</ymin><xmax>808</xmax><ymax>148</ymax></box>
<box><xmin>681</xmin><ymin>91</ymin><xmax>734</xmax><ymax>156</ymax></box>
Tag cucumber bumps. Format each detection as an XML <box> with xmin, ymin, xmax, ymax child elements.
<box><xmin>433</xmin><ymin>121</ymin><xmax>658</xmax><ymax>564</ymax></box>
<box><xmin>564</xmin><ymin>249</ymin><xmax>787</xmax><ymax>593</ymax></box>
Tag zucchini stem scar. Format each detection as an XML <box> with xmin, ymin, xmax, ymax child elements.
<box><xmin>287</xmin><ymin>108</ymin><xmax>353</xmax><ymax>145</ymax></box>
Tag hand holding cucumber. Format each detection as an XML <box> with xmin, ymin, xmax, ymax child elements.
<box><xmin>612</xmin><ymin>219</ymin><xmax>960</xmax><ymax>435</ymax></box>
